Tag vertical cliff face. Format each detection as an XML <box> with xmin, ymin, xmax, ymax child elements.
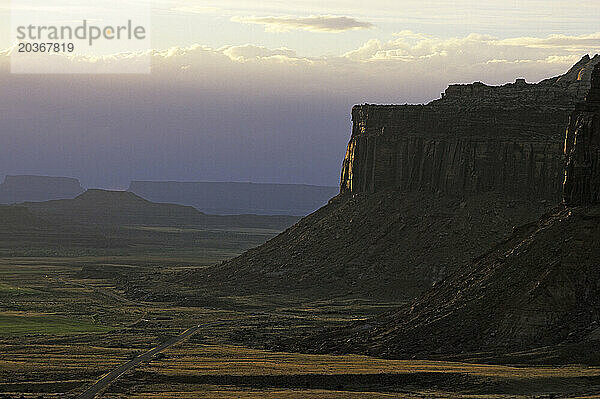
<box><xmin>193</xmin><ymin>56</ymin><xmax>600</xmax><ymax>303</ymax></box>
<box><xmin>341</xmin><ymin>55</ymin><xmax>600</xmax><ymax>201</ymax></box>
<box><xmin>564</xmin><ymin>64</ymin><xmax>600</xmax><ymax>205</ymax></box>
<box><xmin>341</xmin><ymin>106</ymin><xmax>565</xmax><ymax>198</ymax></box>
<box><xmin>312</xmin><ymin>62</ymin><xmax>600</xmax><ymax>363</ymax></box>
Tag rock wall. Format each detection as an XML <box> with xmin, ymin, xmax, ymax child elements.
<box><xmin>564</xmin><ymin>64</ymin><xmax>600</xmax><ymax>205</ymax></box>
<box><xmin>191</xmin><ymin>55</ymin><xmax>600</xmax><ymax>303</ymax></box>
<box><xmin>341</xmin><ymin>55</ymin><xmax>600</xmax><ymax>201</ymax></box>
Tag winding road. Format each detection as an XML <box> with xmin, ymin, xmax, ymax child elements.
<box><xmin>77</xmin><ymin>322</ymin><xmax>223</xmax><ymax>399</ymax></box>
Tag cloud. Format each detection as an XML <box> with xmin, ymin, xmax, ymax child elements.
<box><xmin>3</xmin><ymin>32</ymin><xmax>599</xmax><ymax>83</ymax></box>
<box><xmin>3</xmin><ymin>31</ymin><xmax>599</xmax><ymax>86</ymax></box>
<box><xmin>1</xmin><ymin>31</ymin><xmax>599</xmax><ymax>189</ymax></box>
<box><xmin>496</xmin><ymin>33</ymin><xmax>600</xmax><ymax>51</ymax></box>
<box><xmin>392</xmin><ymin>30</ymin><xmax>432</xmax><ymax>40</ymax></box>
<box><xmin>220</xmin><ymin>44</ymin><xmax>298</xmax><ymax>61</ymax></box>
<box><xmin>341</xmin><ymin>32</ymin><xmax>600</xmax><ymax>68</ymax></box>
<box><xmin>231</xmin><ymin>15</ymin><xmax>374</xmax><ymax>33</ymax></box>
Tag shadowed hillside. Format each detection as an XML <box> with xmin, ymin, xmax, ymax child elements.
<box><xmin>0</xmin><ymin>190</ymin><xmax>299</xmax><ymax>257</ymax></box>
<box><xmin>305</xmin><ymin>205</ymin><xmax>600</xmax><ymax>364</ymax></box>
<box><xmin>189</xmin><ymin>190</ymin><xmax>552</xmax><ymax>300</ymax></box>
<box><xmin>0</xmin><ymin>205</ymin><xmax>50</xmax><ymax>229</ymax></box>
<box><xmin>187</xmin><ymin>56</ymin><xmax>599</xmax><ymax>301</ymax></box>
<box><xmin>300</xmin><ymin>63</ymin><xmax>600</xmax><ymax>365</ymax></box>
<box><xmin>22</xmin><ymin>189</ymin><xmax>299</xmax><ymax>230</ymax></box>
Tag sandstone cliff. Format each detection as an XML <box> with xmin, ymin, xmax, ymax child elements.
<box><xmin>341</xmin><ymin>55</ymin><xmax>600</xmax><ymax>200</ymax></box>
<box><xmin>564</xmin><ymin>63</ymin><xmax>600</xmax><ymax>205</ymax></box>
<box><xmin>190</xmin><ymin>56</ymin><xmax>599</xmax><ymax>302</ymax></box>
<box><xmin>300</xmin><ymin>61</ymin><xmax>600</xmax><ymax>365</ymax></box>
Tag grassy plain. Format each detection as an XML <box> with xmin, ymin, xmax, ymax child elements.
<box><xmin>1</xmin><ymin>251</ymin><xmax>600</xmax><ymax>398</ymax></box>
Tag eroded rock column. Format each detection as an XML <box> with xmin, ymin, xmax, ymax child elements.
<box><xmin>564</xmin><ymin>64</ymin><xmax>600</xmax><ymax>205</ymax></box>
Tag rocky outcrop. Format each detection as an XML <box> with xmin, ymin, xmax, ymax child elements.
<box><xmin>0</xmin><ymin>175</ymin><xmax>84</xmax><ymax>204</ymax></box>
<box><xmin>300</xmin><ymin>58</ymin><xmax>600</xmax><ymax>364</ymax></box>
<box><xmin>306</xmin><ymin>206</ymin><xmax>600</xmax><ymax>364</ymax></box>
<box><xmin>187</xmin><ymin>190</ymin><xmax>553</xmax><ymax>300</ymax></box>
<box><xmin>341</xmin><ymin>55</ymin><xmax>600</xmax><ymax>201</ymax></box>
<box><xmin>22</xmin><ymin>189</ymin><xmax>299</xmax><ymax>229</ymax></box>
<box><xmin>564</xmin><ymin>64</ymin><xmax>600</xmax><ymax>205</ymax></box>
<box><xmin>190</xmin><ymin>56</ymin><xmax>599</xmax><ymax>302</ymax></box>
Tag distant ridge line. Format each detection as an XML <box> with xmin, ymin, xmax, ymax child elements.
<box><xmin>128</xmin><ymin>181</ymin><xmax>339</xmax><ymax>216</ymax></box>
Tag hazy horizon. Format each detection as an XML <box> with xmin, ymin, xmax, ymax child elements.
<box><xmin>1</xmin><ymin>0</ymin><xmax>599</xmax><ymax>188</ymax></box>
<box><xmin>0</xmin><ymin>174</ymin><xmax>340</xmax><ymax>191</ymax></box>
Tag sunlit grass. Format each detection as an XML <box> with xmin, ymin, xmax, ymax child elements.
<box><xmin>2</xmin><ymin>256</ymin><xmax>600</xmax><ymax>398</ymax></box>
<box><xmin>0</xmin><ymin>282</ymin><xmax>41</xmax><ymax>295</ymax></box>
<box><xmin>146</xmin><ymin>344</ymin><xmax>600</xmax><ymax>379</ymax></box>
<box><xmin>0</xmin><ymin>313</ymin><xmax>111</xmax><ymax>335</ymax></box>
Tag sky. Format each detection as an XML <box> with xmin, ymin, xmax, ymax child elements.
<box><xmin>1</xmin><ymin>0</ymin><xmax>600</xmax><ymax>188</ymax></box>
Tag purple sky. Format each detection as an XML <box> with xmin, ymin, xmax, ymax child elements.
<box><xmin>0</xmin><ymin>72</ymin><xmax>354</xmax><ymax>188</ymax></box>
<box><xmin>1</xmin><ymin>9</ymin><xmax>600</xmax><ymax>188</ymax></box>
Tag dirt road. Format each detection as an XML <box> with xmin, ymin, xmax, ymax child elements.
<box><xmin>76</xmin><ymin>323</ymin><xmax>218</xmax><ymax>399</ymax></box>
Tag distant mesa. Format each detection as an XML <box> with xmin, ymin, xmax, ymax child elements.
<box><xmin>0</xmin><ymin>188</ymin><xmax>300</xmax><ymax>256</ymax></box>
<box><xmin>0</xmin><ymin>175</ymin><xmax>334</xmax><ymax>217</ymax></box>
<box><xmin>0</xmin><ymin>175</ymin><xmax>84</xmax><ymax>204</ymax></box>
<box><xmin>128</xmin><ymin>181</ymin><xmax>339</xmax><ymax>216</ymax></box>
<box><xmin>22</xmin><ymin>188</ymin><xmax>207</xmax><ymax>227</ymax></box>
<box><xmin>74</xmin><ymin>188</ymin><xmax>152</xmax><ymax>204</ymax></box>
<box><xmin>20</xmin><ymin>189</ymin><xmax>299</xmax><ymax>230</ymax></box>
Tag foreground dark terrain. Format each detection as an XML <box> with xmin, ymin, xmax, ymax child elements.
<box><xmin>2</xmin><ymin>189</ymin><xmax>599</xmax><ymax>397</ymax></box>
<box><xmin>306</xmin><ymin>205</ymin><xmax>600</xmax><ymax>362</ymax></box>
<box><xmin>4</xmin><ymin>256</ymin><xmax>600</xmax><ymax>398</ymax></box>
